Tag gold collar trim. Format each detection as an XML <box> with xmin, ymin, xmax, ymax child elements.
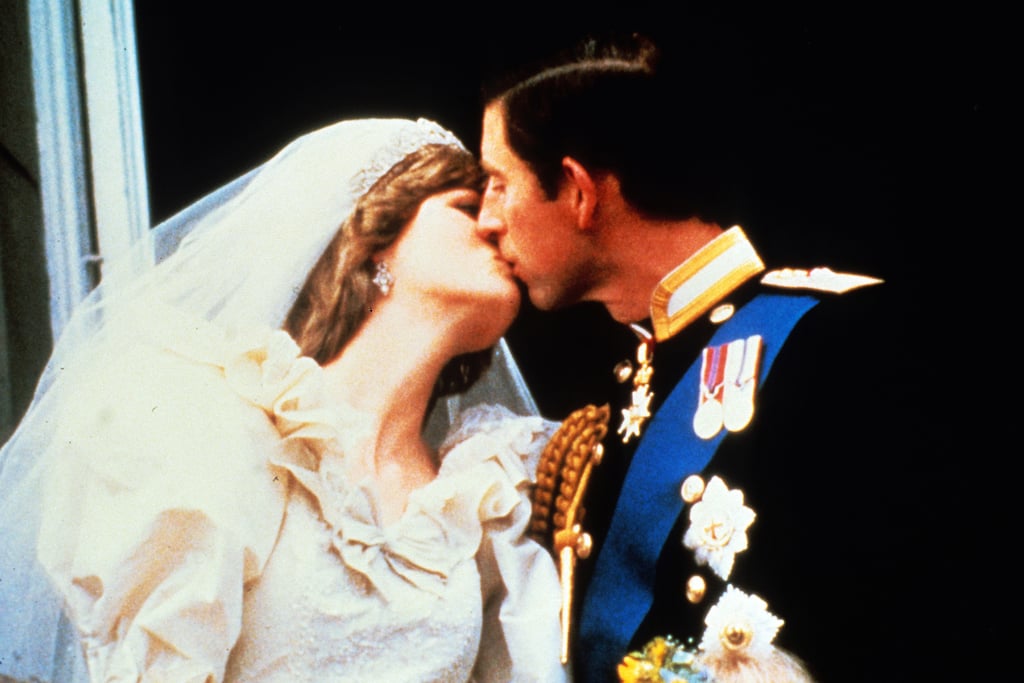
<box><xmin>650</xmin><ymin>226</ymin><xmax>765</xmax><ymax>341</ymax></box>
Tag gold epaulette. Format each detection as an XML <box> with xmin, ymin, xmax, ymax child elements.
<box><xmin>530</xmin><ymin>403</ymin><xmax>611</xmax><ymax>663</ymax></box>
<box><xmin>761</xmin><ymin>266</ymin><xmax>883</xmax><ymax>293</ymax></box>
<box><xmin>530</xmin><ymin>403</ymin><xmax>610</xmax><ymax>547</ymax></box>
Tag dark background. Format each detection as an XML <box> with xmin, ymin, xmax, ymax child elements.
<box><xmin>135</xmin><ymin>4</ymin><xmax>997</xmax><ymax>263</ymax></box>
<box><xmin>135</xmin><ymin>2</ymin><xmax>999</xmax><ymax>412</ymax></box>
<box><xmin>133</xmin><ymin>0</ymin><xmax>1001</xmax><ymax>459</ymax></box>
<box><xmin>134</xmin><ymin>4</ymin><xmax>1006</xmax><ymax>667</ymax></box>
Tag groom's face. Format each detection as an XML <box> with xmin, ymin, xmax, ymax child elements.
<box><xmin>479</xmin><ymin>103</ymin><xmax>590</xmax><ymax>311</ymax></box>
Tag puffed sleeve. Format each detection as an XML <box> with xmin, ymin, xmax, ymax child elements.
<box><xmin>475</xmin><ymin>504</ymin><xmax>570</xmax><ymax>683</ymax></box>
<box><xmin>37</xmin><ymin>342</ymin><xmax>289</xmax><ymax>682</ymax></box>
<box><xmin>443</xmin><ymin>405</ymin><xmax>570</xmax><ymax>683</ymax></box>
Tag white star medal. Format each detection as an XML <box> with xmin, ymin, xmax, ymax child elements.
<box><xmin>619</xmin><ymin>383</ymin><xmax>653</xmax><ymax>442</ymax></box>
<box><xmin>682</xmin><ymin>475</ymin><xmax>756</xmax><ymax>580</ymax></box>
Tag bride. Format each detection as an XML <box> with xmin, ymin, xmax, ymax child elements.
<box><xmin>0</xmin><ymin>117</ymin><xmax>568</xmax><ymax>682</ymax></box>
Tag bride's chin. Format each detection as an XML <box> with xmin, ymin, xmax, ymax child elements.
<box><xmin>479</xmin><ymin>281</ymin><xmax>520</xmax><ymax>318</ymax></box>
<box><xmin>494</xmin><ymin>292</ymin><xmax>521</xmax><ymax>330</ymax></box>
<box><xmin>463</xmin><ymin>300</ymin><xmax>519</xmax><ymax>350</ymax></box>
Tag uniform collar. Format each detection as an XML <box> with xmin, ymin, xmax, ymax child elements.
<box><xmin>649</xmin><ymin>226</ymin><xmax>765</xmax><ymax>342</ymax></box>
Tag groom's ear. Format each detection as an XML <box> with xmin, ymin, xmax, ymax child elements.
<box><xmin>561</xmin><ymin>156</ymin><xmax>598</xmax><ymax>231</ymax></box>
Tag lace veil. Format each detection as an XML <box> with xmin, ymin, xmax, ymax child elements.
<box><xmin>0</xmin><ymin>117</ymin><xmax>538</xmax><ymax>682</ymax></box>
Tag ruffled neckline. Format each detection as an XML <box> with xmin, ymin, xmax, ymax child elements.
<box><xmin>218</xmin><ymin>328</ymin><xmax>548</xmax><ymax>599</ymax></box>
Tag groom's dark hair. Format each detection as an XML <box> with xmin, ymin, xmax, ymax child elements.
<box><xmin>482</xmin><ymin>31</ymin><xmax>752</xmax><ymax>226</ymax></box>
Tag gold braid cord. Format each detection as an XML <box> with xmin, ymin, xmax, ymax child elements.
<box><xmin>529</xmin><ymin>403</ymin><xmax>611</xmax><ymax>664</ymax></box>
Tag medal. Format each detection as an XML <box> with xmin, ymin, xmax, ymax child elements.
<box><xmin>617</xmin><ymin>324</ymin><xmax>655</xmax><ymax>443</ymax></box>
<box><xmin>722</xmin><ymin>335</ymin><xmax>762</xmax><ymax>433</ymax></box>
<box><xmin>693</xmin><ymin>396</ymin><xmax>723</xmax><ymax>440</ymax></box>
<box><xmin>693</xmin><ymin>344</ymin><xmax>725</xmax><ymax>439</ymax></box>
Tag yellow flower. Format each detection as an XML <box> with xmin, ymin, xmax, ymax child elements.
<box><xmin>617</xmin><ymin>654</ymin><xmax>662</xmax><ymax>683</ymax></box>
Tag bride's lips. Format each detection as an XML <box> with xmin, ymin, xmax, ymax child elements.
<box><xmin>492</xmin><ymin>255</ymin><xmax>514</xmax><ymax>273</ymax></box>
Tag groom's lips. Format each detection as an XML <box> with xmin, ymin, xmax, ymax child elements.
<box><xmin>491</xmin><ymin>257</ymin><xmax>516</xmax><ymax>279</ymax></box>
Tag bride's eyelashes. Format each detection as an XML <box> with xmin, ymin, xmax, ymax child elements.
<box><xmin>458</xmin><ymin>202</ymin><xmax>482</xmax><ymax>217</ymax></box>
<box><xmin>450</xmin><ymin>190</ymin><xmax>482</xmax><ymax>217</ymax></box>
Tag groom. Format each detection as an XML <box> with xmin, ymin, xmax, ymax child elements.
<box><xmin>477</xmin><ymin>32</ymin><xmax>923</xmax><ymax>683</ymax></box>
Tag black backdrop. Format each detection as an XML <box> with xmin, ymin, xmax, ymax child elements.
<box><xmin>133</xmin><ymin>5</ymin><xmax>1007</xmax><ymax>669</ymax></box>
<box><xmin>135</xmin><ymin>3</ymin><xmax>997</xmax><ymax>418</ymax></box>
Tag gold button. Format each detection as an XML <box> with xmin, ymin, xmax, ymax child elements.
<box><xmin>709</xmin><ymin>303</ymin><xmax>735</xmax><ymax>323</ymax></box>
<box><xmin>685</xmin><ymin>574</ymin><xmax>706</xmax><ymax>603</ymax></box>
<box><xmin>721</xmin><ymin>623</ymin><xmax>753</xmax><ymax>651</ymax></box>
<box><xmin>576</xmin><ymin>532</ymin><xmax>593</xmax><ymax>559</ymax></box>
<box><xmin>613</xmin><ymin>360</ymin><xmax>634</xmax><ymax>383</ymax></box>
<box><xmin>680</xmin><ymin>474</ymin><xmax>705</xmax><ymax>503</ymax></box>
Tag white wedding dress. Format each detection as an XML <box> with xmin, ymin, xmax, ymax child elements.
<box><xmin>36</xmin><ymin>319</ymin><xmax>567</xmax><ymax>682</ymax></box>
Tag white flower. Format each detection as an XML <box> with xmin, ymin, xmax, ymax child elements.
<box><xmin>681</xmin><ymin>475</ymin><xmax>755</xmax><ymax>579</ymax></box>
<box><xmin>700</xmin><ymin>585</ymin><xmax>783</xmax><ymax>658</ymax></box>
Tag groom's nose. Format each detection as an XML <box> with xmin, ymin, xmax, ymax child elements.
<box><xmin>476</xmin><ymin>190</ymin><xmax>506</xmax><ymax>246</ymax></box>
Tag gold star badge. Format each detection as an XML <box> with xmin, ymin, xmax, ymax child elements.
<box><xmin>617</xmin><ymin>324</ymin><xmax>655</xmax><ymax>443</ymax></box>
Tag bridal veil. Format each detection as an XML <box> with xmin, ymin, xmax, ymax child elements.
<box><xmin>0</xmin><ymin>117</ymin><xmax>538</xmax><ymax>682</ymax></box>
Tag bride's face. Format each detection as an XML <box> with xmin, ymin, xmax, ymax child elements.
<box><xmin>389</xmin><ymin>187</ymin><xmax>520</xmax><ymax>344</ymax></box>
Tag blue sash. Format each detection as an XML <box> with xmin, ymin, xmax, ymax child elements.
<box><xmin>577</xmin><ymin>292</ymin><xmax>820</xmax><ymax>681</ymax></box>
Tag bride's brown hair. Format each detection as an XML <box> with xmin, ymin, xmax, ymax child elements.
<box><xmin>284</xmin><ymin>143</ymin><xmax>492</xmax><ymax>397</ymax></box>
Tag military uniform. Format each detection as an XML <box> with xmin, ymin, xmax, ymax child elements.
<box><xmin>512</xmin><ymin>227</ymin><xmax>935</xmax><ymax>682</ymax></box>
